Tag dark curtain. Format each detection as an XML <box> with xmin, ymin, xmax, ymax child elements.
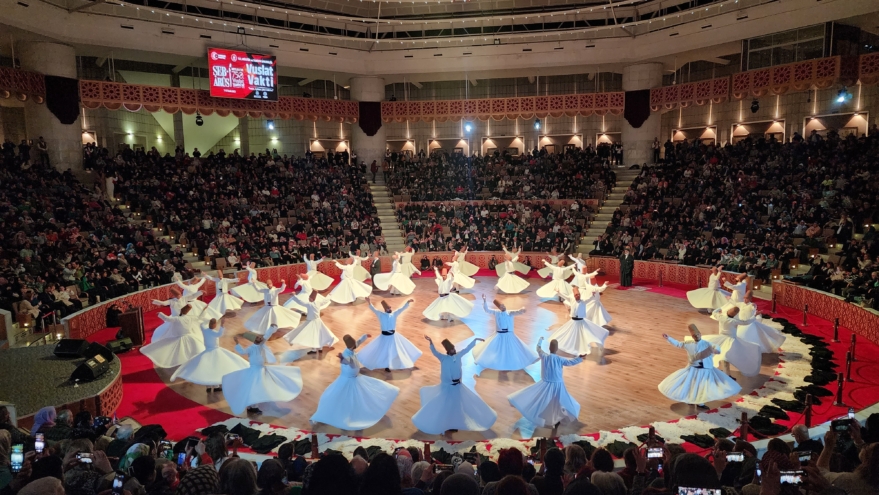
<box><xmin>358</xmin><ymin>101</ymin><xmax>382</xmax><ymax>137</ymax></box>
<box><xmin>623</xmin><ymin>89</ymin><xmax>651</xmax><ymax>129</ymax></box>
<box><xmin>45</xmin><ymin>76</ymin><xmax>81</xmax><ymax>125</ymax></box>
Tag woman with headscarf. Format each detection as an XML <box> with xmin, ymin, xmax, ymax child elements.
<box><xmin>30</xmin><ymin>407</ymin><xmax>56</xmax><ymax>436</ymax></box>
<box><xmin>176</xmin><ymin>464</ymin><xmax>220</xmax><ymax>495</ymax></box>
<box><xmin>118</xmin><ymin>443</ymin><xmax>151</xmax><ymax>472</ymax></box>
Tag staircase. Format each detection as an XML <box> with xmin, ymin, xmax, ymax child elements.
<box><xmin>369</xmin><ymin>174</ymin><xmax>408</xmax><ymax>253</ymax></box>
<box><xmin>575</xmin><ymin>168</ymin><xmax>642</xmax><ymax>255</ymax></box>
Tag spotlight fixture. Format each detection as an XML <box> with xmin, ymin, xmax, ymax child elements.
<box><xmin>494</xmin><ymin>38</ymin><xmax>501</xmax><ymax>45</ymax></box>
<box><xmin>534</xmin><ymin>118</ymin><xmax>541</xmax><ymax>130</ymax></box>
<box><xmin>266</xmin><ymin>119</ymin><xmax>275</xmax><ymax>130</ymax></box>
<box><xmin>236</xmin><ymin>26</ymin><xmax>245</xmax><ymax>35</ymax></box>
<box><xmin>750</xmin><ymin>99</ymin><xmax>759</xmax><ymax>114</ymax></box>
<box><xmin>464</xmin><ymin>122</ymin><xmax>473</xmax><ymax>133</ymax></box>
<box><xmin>389</xmin><ymin>95</ymin><xmax>397</xmax><ymax>101</ymax></box>
<box><xmin>195</xmin><ymin>112</ymin><xmax>204</xmax><ymax>126</ymax></box>
<box><xmin>836</xmin><ymin>87</ymin><xmax>851</xmax><ymax>104</ymax></box>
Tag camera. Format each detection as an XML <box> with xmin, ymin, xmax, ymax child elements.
<box><xmin>10</xmin><ymin>445</ymin><xmax>23</xmax><ymax>473</ymax></box>
<box><xmin>780</xmin><ymin>470</ymin><xmax>805</xmax><ymax>486</ymax></box>
<box><xmin>726</xmin><ymin>452</ymin><xmax>744</xmax><ymax>462</ymax></box>
<box><xmin>35</xmin><ymin>433</ymin><xmax>45</xmax><ymax>454</ymax></box>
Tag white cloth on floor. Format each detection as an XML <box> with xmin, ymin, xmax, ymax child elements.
<box><xmin>230</xmin><ymin>266</ymin><xmax>269</xmax><ymax>303</ymax></box>
<box><xmin>304</xmin><ymin>258</ymin><xmax>334</xmax><ymax>291</ymax></box>
<box><xmin>244</xmin><ymin>283</ymin><xmax>302</xmax><ymax>334</ymax></box>
<box><xmin>412</xmin><ymin>341</ymin><xmax>497</xmax><ymax>434</ymax></box>
<box><xmin>736</xmin><ymin>303</ymin><xmax>786</xmax><ymax>353</ymax></box>
<box><xmin>281</xmin><ymin>296</ymin><xmax>338</xmax><ymax>349</ymax></box>
<box><xmin>140</xmin><ymin>313</ymin><xmax>206</xmax><ymax>368</ymax></box>
<box><xmin>329</xmin><ymin>262</ymin><xmax>373</xmax><ymax>304</ymax></box>
<box><xmin>548</xmin><ymin>293</ymin><xmax>609</xmax><ymax>355</ymax></box>
<box><xmin>422</xmin><ymin>271</ymin><xmax>474</xmax><ymax>321</ymax></box>
<box><xmin>357</xmin><ymin>301</ymin><xmax>423</xmax><ymax>370</ymax></box>
<box><xmin>703</xmin><ymin>308</ymin><xmax>762</xmax><ymax>377</ymax></box>
<box><xmin>221</xmin><ymin>342</ymin><xmax>303</xmax><ymax>415</ymax></box>
<box><xmin>658</xmin><ymin>336</ymin><xmax>742</xmax><ymax>404</ymax></box>
<box><xmin>203</xmin><ymin>276</ymin><xmax>244</xmax><ymax>319</ymax></box>
<box><xmin>686</xmin><ymin>273</ymin><xmax>732</xmax><ymax>309</ymax></box>
<box><xmin>536</xmin><ymin>261</ymin><xmax>573</xmax><ymax>299</ymax></box>
<box><xmin>473</xmin><ymin>300</ymin><xmax>537</xmax><ymax>370</ymax></box>
<box><xmin>170</xmin><ymin>324</ymin><xmax>248</xmax><ymax>386</ymax></box>
<box><xmin>508</xmin><ymin>346</ymin><xmax>583</xmax><ymax>427</ymax></box>
<box><xmin>495</xmin><ymin>256</ymin><xmax>530</xmax><ymax>294</ymax></box>
<box><xmin>372</xmin><ymin>260</ymin><xmax>416</xmax><ymax>295</ymax></box>
<box><xmin>310</xmin><ymin>335</ymin><xmax>400</xmax><ymax>430</ymax></box>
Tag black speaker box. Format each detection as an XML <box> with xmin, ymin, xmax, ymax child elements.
<box><xmin>71</xmin><ymin>355</ymin><xmax>110</xmax><ymax>382</ymax></box>
<box><xmin>106</xmin><ymin>337</ymin><xmax>133</xmax><ymax>354</ymax></box>
<box><xmin>54</xmin><ymin>339</ymin><xmax>89</xmax><ymax>358</ymax></box>
<box><xmin>83</xmin><ymin>342</ymin><xmax>114</xmax><ymax>362</ymax></box>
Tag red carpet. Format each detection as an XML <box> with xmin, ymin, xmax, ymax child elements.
<box><xmin>84</xmin><ymin>277</ymin><xmax>879</xmax><ymax>442</ymax></box>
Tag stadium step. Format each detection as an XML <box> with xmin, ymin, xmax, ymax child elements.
<box><xmin>369</xmin><ymin>181</ymin><xmax>408</xmax><ymax>248</ymax></box>
<box><xmin>574</xmin><ymin>167</ymin><xmax>642</xmax><ymax>253</ymax></box>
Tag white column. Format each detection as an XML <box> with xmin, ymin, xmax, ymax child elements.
<box><xmin>18</xmin><ymin>41</ymin><xmax>84</xmax><ymax>171</ymax></box>
<box><xmin>349</xmin><ymin>76</ymin><xmax>386</xmax><ymax>168</ymax></box>
<box><xmin>621</xmin><ymin>62</ymin><xmax>663</xmax><ymax>166</ymax></box>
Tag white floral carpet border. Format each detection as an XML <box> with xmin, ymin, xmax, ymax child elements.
<box><xmin>200</xmin><ymin>321</ymin><xmax>814</xmax><ymax>459</ymax></box>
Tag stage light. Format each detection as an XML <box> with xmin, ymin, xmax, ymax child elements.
<box><xmin>237</xmin><ymin>26</ymin><xmax>245</xmax><ymax>35</ymax></box>
<box><xmin>464</xmin><ymin>122</ymin><xmax>473</xmax><ymax>133</ymax></box>
<box><xmin>195</xmin><ymin>112</ymin><xmax>204</xmax><ymax>126</ymax></box>
<box><xmin>494</xmin><ymin>38</ymin><xmax>500</xmax><ymax>45</ymax></box>
<box><xmin>836</xmin><ymin>87</ymin><xmax>851</xmax><ymax>103</ymax></box>
<box><xmin>750</xmin><ymin>99</ymin><xmax>759</xmax><ymax>113</ymax></box>
<box><xmin>534</xmin><ymin>118</ymin><xmax>541</xmax><ymax>130</ymax></box>
<box><xmin>266</xmin><ymin>119</ymin><xmax>275</xmax><ymax>130</ymax></box>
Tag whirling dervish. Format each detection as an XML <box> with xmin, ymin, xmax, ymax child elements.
<box><xmin>455</xmin><ymin>247</ymin><xmax>479</xmax><ymax>277</ymax></box>
<box><xmin>703</xmin><ymin>305</ymin><xmax>762</xmax><ymax>377</ymax></box>
<box><xmin>203</xmin><ymin>271</ymin><xmax>244</xmax><ymax>319</ymax></box>
<box><xmin>231</xmin><ymin>262</ymin><xmax>269</xmax><ymax>303</ymax></box>
<box><xmin>281</xmin><ymin>290</ymin><xmax>339</xmax><ymax>353</ymax></box>
<box><xmin>501</xmin><ymin>245</ymin><xmax>532</xmax><ymax>274</ymax></box>
<box><xmin>569</xmin><ymin>265</ymin><xmax>600</xmax><ymax>291</ymax></box>
<box><xmin>140</xmin><ymin>305</ymin><xmax>206</xmax><ymax>368</ymax></box>
<box><xmin>348</xmin><ymin>249</ymin><xmax>373</xmax><ymax>283</ymax></box>
<box><xmin>686</xmin><ymin>266</ymin><xmax>732</xmax><ymax>310</ymax></box>
<box><xmin>536</xmin><ymin>259</ymin><xmax>574</xmax><ymax>300</ymax></box>
<box><xmin>173</xmin><ymin>273</ymin><xmax>208</xmax><ymax>314</ymax></box>
<box><xmin>304</xmin><ymin>254</ymin><xmax>334</xmax><ymax>291</ymax></box>
<box><xmin>151</xmin><ymin>287</ymin><xmax>188</xmax><ymax>342</ymax></box>
<box><xmin>735</xmin><ymin>291</ymin><xmax>786</xmax><ymax>354</ymax></box>
<box><xmin>495</xmin><ymin>245</ymin><xmax>530</xmax><ymax>294</ymax></box>
<box><xmin>658</xmin><ymin>324</ymin><xmax>742</xmax><ymax>409</ymax></box>
<box><xmin>445</xmin><ymin>252</ymin><xmax>476</xmax><ymax>292</ymax></box>
<box><xmin>412</xmin><ymin>336</ymin><xmax>497</xmax><ymax>435</ymax></box>
<box><xmin>473</xmin><ymin>295</ymin><xmax>538</xmax><ymax>371</ymax></box>
<box><xmin>243</xmin><ymin>279</ymin><xmax>302</xmax><ymax>334</ymax></box>
<box><xmin>222</xmin><ymin>331</ymin><xmax>303</xmax><ymax>415</ymax></box>
<box><xmin>357</xmin><ymin>298</ymin><xmax>422</xmax><ymax>372</ymax></box>
<box><xmin>329</xmin><ymin>258</ymin><xmax>373</xmax><ymax>304</ymax></box>
<box><xmin>507</xmin><ymin>337</ymin><xmax>586</xmax><ymax>429</ymax></box>
<box><xmin>170</xmin><ymin>318</ymin><xmax>248</xmax><ymax>392</ymax></box>
<box><xmin>548</xmin><ymin>286</ymin><xmax>609</xmax><ymax>359</ymax></box>
<box><xmin>581</xmin><ymin>282</ymin><xmax>612</xmax><ymax>327</ymax></box>
<box><xmin>723</xmin><ymin>272</ymin><xmax>749</xmax><ymax>303</ymax></box>
<box><xmin>310</xmin><ymin>334</ymin><xmax>401</xmax><ymax>431</ymax></box>
<box><xmin>283</xmin><ymin>273</ymin><xmax>327</xmax><ymax>313</ymax></box>
<box><xmin>537</xmin><ymin>248</ymin><xmax>565</xmax><ymax>278</ymax></box>
<box><xmin>398</xmin><ymin>247</ymin><xmax>422</xmax><ymax>278</ymax></box>
<box><xmin>373</xmin><ymin>253</ymin><xmax>416</xmax><ymax>296</ymax></box>
<box><xmin>422</xmin><ymin>267</ymin><xmax>474</xmax><ymax>322</ymax></box>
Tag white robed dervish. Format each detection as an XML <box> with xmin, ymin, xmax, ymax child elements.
<box><xmin>508</xmin><ymin>337</ymin><xmax>585</xmax><ymax>427</ymax></box>
<box><xmin>456</xmin><ymin>248</ymin><xmax>479</xmax><ymax>276</ymax></box>
<box><xmin>173</xmin><ymin>275</ymin><xmax>208</xmax><ymax>314</ymax></box>
<box><xmin>357</xmin><ymin>299</ymin><xmax>423</xmax><ymax>371</ymax></box>
<box><xmin>170</xmin><ymin>319</ymin><xmax>248</xmax><ymax>389</ymax></box>
<box><xmin>495</xmin><ymin>249</ymin><xmax>530</xmax><ymax>294</ymax></box>
<box><xmin>348</xmin><ymin>251</ymin><xmax>373</xmax><ymax>282</ymax></box>
<box><xmin>548</xmin><ymin>287</ymin><xmax>609</xmax><ymax>357</ymax></box>
<box><xmin>373</xmin><ymin>255</ymin><xmax>416</xmax><ymax>295</ymax></box>
<box><xmin>581</xmin><ymin>282</ymin><xmax>612</xmax><ymax>327</ymax></box>
<box><xmin>536</xmin><ymin>261</ymin><xmax>574</xmax><ymax>299</ymax></box>
<box><xmin>150</xmin><ymin>291</ymin><xmax>188</xmax><ymax>342</ymax></box>
<box><xmin>703</xmin><ymin>306</ymin><xmax>762</xmax><ymax>377</ymax></box>
<box><xmin>735</xmin><ymin>293</ymin><xmax>786</xmax><ymax>353</ymax></box>
<box><xmin>304</xmin><ymin>256</ymin><xmax>334</xmax><ymax>291</ymax></box>
<box><xmin>222</xmin><ymin>332</ymin><xmax>303</xmax><ymax>415</ymax></box>
<box><xmin>203</xmin><ymin>272</ymin><xmax>244</xmax><ymax>319</ymax></box>
<box><xmin>310</xmin><ymin>334</ymin><xmax>401</xmax><ymax>430</ymax></box>
<box><xmin>658</xmin><ymin>325</ymin><xmax>742</xmax><ymax>408</ymax></box>
<box><xmin>412</xmin><ymin>337</ymin><xmax>497</xmax><ymax>434</ymax></box>
<box><xmin>473</xmin><ymin>296</ymin><xmax>538</xmax><ymax>371</ymax></box>
<box><xmin>281</xmin><ymin>292</ymin><xmax>339</xmax><ymax>351</ymax></box>
<box><xmin>422</xmin><ymin>268</ymin><xmax>474</xmax><ymax>321</ymax></box>
<box><xmin>230</xmin><ymin>263</ymin><xmax>269</xmax><ymax>303</ymax></box>
<box><xmin>724</xmin><ymin>275</ymin><xmax>749</xmax><ymax>303</ymax></box>
<box><xmin>244</xmin><ymin>281</ymin><xmax>302</xmax><ymax>334</ymax></box>
<box><xmin>140</xmin><ymin>306</ymin><xmax>206</xmax><ymax>368</ymax></box>
<box><xmin>445</xmin><ymin>257</ymin><xmax>476</xmax><ymax>291</ymax></box>
<box><xmin>686</xmin><ymin>267</ymin><xmax>732</xmax><ymax>310</ymax></box>
<box><xmin>537</xmin><ymin>251</ymin><xmax>564</xmax><ymax>278</ymax></box>
<box><xmin>329</xmin><ymin>260</ymin><xmax>373</xmax><ymax>303</ymax></box>
<box><xmin>569</xmin><ymin>266</ymin><xmax>600</xmax><ymax>291</ymax></box>
<box><xmin>496</xmin><ymin>246</ymin><xmax>532</xmax><ymax>276</ymax></box>
<box><xmin>283</xmin><ymin>275</ymin><xmax>327</xmax><ymax>312</ymax></box>
<box><xmin>398</xmin><ymin>250</ymin><xmax>422</xmax><ymax>278</ymax></box>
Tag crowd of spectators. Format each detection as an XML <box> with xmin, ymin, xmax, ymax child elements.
<box><xmin>2</xmin><ymin>404</ymin><xmax>877</xmax><ymax>495</ymax></box>
<box><xmin>590</xmin><ymin>129</ymin><xmax>879</xmax><ymax>309</ymax></box>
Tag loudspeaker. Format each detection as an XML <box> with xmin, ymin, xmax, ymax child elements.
<box><xmin>82</xmin><ymin>342</ymin><xmax>114</xmax><ymax>362</ymax></box>
<box><xmin>54</xmin><ymin>339</ymin><xmax>89</xmax><ymax>358</ymax></box>
<box><xmin>106</xmin><ymin>337</ymin><xmax>133</xmax><ymax>354</ymax></box>
<box><xmin>71</xmin><ymin>356</ymin><xmax>110</xmax><ymax>382</ymax></box>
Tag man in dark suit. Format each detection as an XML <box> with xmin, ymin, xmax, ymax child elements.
<box><xmin>619</xmin><ymin>248</ymin><xmax>635</xmax><ymax>287</ymax></box>
<box><xmin>369</xmin><ymin>251</ymin><xmax>382</xmax><ymax>288</ymax></box>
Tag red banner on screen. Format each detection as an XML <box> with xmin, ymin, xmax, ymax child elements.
<box><xmin>208</xmin><ymin>48</ymin><xmax>277</xmax><ymax>101</ymax></box>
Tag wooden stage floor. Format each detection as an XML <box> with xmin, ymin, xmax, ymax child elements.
<box><xmin>153</xmin><ymin>277</ymin><xmax>779</xmax><ymax>440</ymax></box>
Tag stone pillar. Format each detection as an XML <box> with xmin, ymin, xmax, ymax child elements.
<box><xmin>170</xmin><ymin>73</ymin><xmax>185</xmax><ymax>150</ymax></box>
<box><xmin>18</xmin><ymin>41</ymin><xmax>83</xmax><ymax>171</ymax></box>
<box><xmin>349</xmin><ymin>76</ymin><xmax>386</xmax><ymax>168</ymax></box>
<box><xmin>621</xmin><ymin>62</ymin><xmax>663</xmax><ymax>166</ymax></box>
<box><xmin>238</xmin><ymin>116</ymin><xmax>250</xmax><ymax>157</ymax></box>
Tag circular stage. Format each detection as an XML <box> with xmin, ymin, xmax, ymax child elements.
<box><xmin>151</xmin><ymin>275</ymin><xmax>782</xmax><ymax>440</ymax></box>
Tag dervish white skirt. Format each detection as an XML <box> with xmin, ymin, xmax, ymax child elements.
<box><xmin>186</xmin><ymin>299</ymin><xmax>208</xmax><ymax>315</ymax></box>
<box><xmin>282</xmin><ymin>292</ymin><xmax>328</xmax><ymax>313</ymax></box>
<box><xmin>203</xmin><ymin>293</ymin><xmax>244</xmax><ymax>319</ymax></box>
<box><xmin>686</xmin><ymin>288</ymin><xmax>731</xmax><ymax>310</ymax></box>
<box><xmin>231</xmin><ymin>282</ymin><xmax>268</xmax><ymax>303</ymax></box>
<box><xmin>536</xmin><ymin>279</ymin><xmax>573</xmax><ymax>299</ymax></box>
<box><xmin>549</xmin><ymin>319</ymin><xmax>609</xmax><ymax>355</ymax></box>
<box><xmin>356</xmin><ymin>333</ymin><xmax>423</xmax><ymax>370</ymax></box>
<box><xmin>151</xmin><ymin>322</ymin><xmax>172</xmax><ymax>343</ymax></box>
<box><xmin>537</xmin><ymin>265</ymin><xmax>554</xmax><ymax>278</ymax></box>
<box><xmin>702</xmin><ymin>334</ymin><xmax>762</xmax><ymax>377</ymax></box>
<box><xmin>399</xmin><ymin>261</ymin><xmax>421</xmax><ymax>278</ymax></box>
<box><xmin>737</xmin><ymin>317</ymin><xmax>786</xmax><ymax>353</ymax></box>
<box><xmin>459</xmin><ymin>260</ymin><xmax>479</xmax><ymax>276</ymax></box>
<box><xmin>306</xmin><ymin>271</ymin><xmax>334</xmax><ymax>291</ymax></box>
<box><xmin>452</xmin><ymin>272</ymin><xmax>476</xmax><ymax>289</ymax></box>
<box><xmin>372</xmin><ymin>273</ymin><xmax>415</xmax><ymax>295</ymax></box>
<box><xmin>508</xmin><ymin>380</ymin><xmax>580</xmax><ymax>427</ymax></box>
<box><xmin>585</xmin><ymin>299</ymin><xmax>612</xmax><ymax>327</ymax></box>
<box><xmin>140</xmin><ymin>334</ymin><xmax>205</xmax><ymax>369</ymax></box>
<box><xmin>495</xmin><ymin>262</ymin><xmax>531</xmax><ymax>278</ymax></box>
<box><xmin>658</xmin><ymin>365</ymin><xmax>742</xmax><ymax>404</ymax></box>
<box><xmin>496</xmin><ymin>273</ymin><xmax>530</xmax><ymax>294</ymax></box>
<box><xmin>328</xmin><ymin>278</ymin><xmax>373</xmax><ymax>304</ymax></box>
<box><xmin>473</xmin><ymin>332</ymin><xmax>539</xmax><ymax>371</ymax></box>
<box><xmin>221</xmin><ymin>365</ymin><xmax>303</xmax><ymax>415</ymax></box>
<box><xmin>412</xmin><ymin>383</ymin><xmax>498</xmax><ymax>434</ymax></box>
<box><xmin>310</xmin><ymin>373</ymin><xmax>400</xmax><ymax>430</ymax></box>
<box><xmin>243</xmin><ymin>305</ymin><xmax>302</xmax><ymax>334</ymax></box>
<box><xmin>282</xmin><ymin>318</ymin><xmax>339</xmax><ymax>349</ymax></box>
<box><xmin>170</xmin><ymin>346</ymin><xmax>249</xmax><ymax>386</ymax></box>
<box><xmin>353</xmin><ymin>264</ymin><xmax>372</xmax><ymax>283</ymax></box>
<box><xmin>422</xmin><ymin>293</ymin><xmax>474</xmax><ymax>321</ymax></box>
